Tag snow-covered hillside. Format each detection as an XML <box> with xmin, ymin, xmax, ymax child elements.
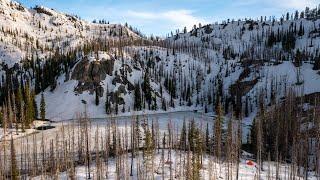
<box><xmin>37</xmin><ymin>46</ymin><xmax>320</xmax><ymax>121</ymax></box>
<box><xmin>168</xmin><ymin>18</ymin><xmax>320</xmax><ymax>57</ymax></box>
<box><xmin>0</xmin><ymin>0</ymin><xmax>140</xmax><ymax>68</ymax></box>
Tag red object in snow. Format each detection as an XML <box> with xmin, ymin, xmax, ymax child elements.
<box><xmin>246</xmin><ymin>160</ymin><xmax>254</xmax><ymax>166</ymax></box>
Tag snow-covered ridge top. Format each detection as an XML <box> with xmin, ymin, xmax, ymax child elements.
<box><xmin>0</xmin><ymin>0</ymin><xmax>13</xmax><ymax>4</ymax></box>
<box><xmin>87</xmin><ymin>51</ymin><xmax>112</xmax><ymax>62</ymax></box>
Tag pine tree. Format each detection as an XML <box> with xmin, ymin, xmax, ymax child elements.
<box><xmin>180</xmin><ymin>119</ymin><xmax>187</xmax><ymax>150</ymax></box>
<box><xmin>249</xmin><ymin>118</ymin><xmax>257</xmax><ymax>155</ymax></box>
<box><xmin>152</xmin><ymin>96</ymin><xmax>157</xmax><ymax>110</ymax></box>
<box><xmin>134</xmin><ymin>83</ymin><xmax>142</xmax><ymax>111</ymax></box>
<box><xmin>161</xmin><ymin>98</ymin><xmax>167</xmax><ymax>111</ymax></box>
<box><xmin>40</xmin><ymin>93</ymin><xmax>46</xmax><ymax>121</ymax></box>
<box><xmin>214</xmin><ymin>101</ymin><xmax>223</xmax><ymax>160</ymax></box>
<box><xmin>122</xmin><ymin>104</ymin><xmax>125</xmax><ymax>113</ymax></box>
<box><xmin>313</xmin><ymin>55</ymin><xmax>320</xmax><ymax>70</ymax></box>
<box><xmin>105</xmin><ymin>88</ymin><xmax>111</xmax><ymax>114</ymax></box>
<box><xmin>10</xmin><ymin>137</ymin><xmax>19</xmax><ymax>180</ymax></box>
<box><xmin>245</xmin><ymin>97</ymin><xmax>249</xmax><ymax>117</ymax></box>
<box><xmin>226</xmin><ymin>119</ymin><xmax>233</xmax><ymax>163</ymax></box>
<box><xmin>294</xmin><ymin>49</ymin><xmax>303</xmax><ymax>67</ymax></box>
<box><xmin>192</xmin><ymin>127</ymin><xmax>202</xmax><ymax>179</ymax></box>
<box><xmin>294</xmin><ymin>10</ymin><xmax>299</xmax><ymax>20</ymax></box>
<box><xmin>298</xmin><ymin>22</ymin><xmax>304</xmax><ymax>36</ymax></box>
<box><xmin>24</xmin><ymin>83</ymin><xmax>35</xmax><ymax>128</ymax></box>
<box><xmin>135</xmin><ymin>116</ymin><xmax>140</xmax><ymax>153</ymax></box>
<box><xmin>25</xmin><ymin>83</ymin><xmax>32</xmax><ymax>127</ymax></box>
<box><xmin>32</xmin><ymin>91</ymin><xmax>38</xmax><ymax>119</ymax></box>
<box><xmin>205</xmin><ymin>123</ymin><xmax>210</xmax><ymax>153</ymax></box>
<box><xmin>143</xmin><ymin>71</ymin><xmax>152</xmax><ymax>109</ymax></box>
<box><xmin>95</xmin><ymin>87</ymin><xmax>99</xmax><ymax>106</ymax></box>
<box><xmin>144</xmin><ymin>127</ymin><xmax>154</xmax><ymax>170</ymax></box>
<box><xmin>16</xmin><ymin>86</ymin><xmax>23</xmax><ymax>123</ymax></box>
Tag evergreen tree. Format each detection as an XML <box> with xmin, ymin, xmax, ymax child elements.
<box><xmin>214</xmin><ymin>101</ymin><xmax>223</xmax><ymax>159</ymax></box>
<box><xmin>313</xmin><ymin>55</ymin><xmax>320</xmax><ymax>70</ymax></box>
<box><xmin>192</xmin><ymin>127</ymin><xmax>202</xmax><ymax>179</ymax></box>
<box><xmin>144</xmin><ymin>127</ymin><xmax>154</xmax><ymax>166</ymax></box>
<box><xmin>249</xmin><ymin>118</ymin><xmax>257</xmax><ymax>155</ymax></box>
<box><xmin>122</xmin><ymin>104</ymin><xmax>125</xmax><ymax>113</ymax></box>
<box><xmin>180</xmin><ymin>119</ymin><xmax>187</xmax><ymax>150</ymax></box>
<box><xmin>295</xmin><ymin>49</ymin><xmax>303</xmax><ymax>67</ymax></box>
<box><xmin>105</xmin><ymin>88</ymin><xmax>111</xmax><ymax>114</ymax></box>
<box><xmin>152</xmin><ymin>96</ymin><xmax>157</xmax><ymax>110</ymax></box>
<box><xmin>205</xmin><ymin>123</ymin><xmax>210</xmax><ymax>153</ymax></box>
<box><xmin>15</xmin><ymin>86</ymin><xmax>22</xmax><ymax>122</ymax></box>
<box><xmin>143</xmin><ymin>71</ymin><xmax>152</xmax><ymax>109</ymax></box>
<box><xmin>10</xmin><ymin>137</ymin><xmax>19</xmax><ymax>180</ymax></box>
<box><xmin>294</xmin><ymin>10</ymin><xmax>299</xmax><ymax>20</ymax></box>
<box><xmin>25</xmin><ymin>83</ymin><xmax>33</xmax><ymax>127</ymax></box>
<box><xmin>298</xmin><ymin>22</ymin><xmax>304</xmax><ymax>36</ymax></box>
<box><xmin>161</xmin><ymin>98</ymin><xmax>167</xmax><ymax>111</ymax></box>
<box><xmin>40</xmin><ymin>93</ymin><xmax>46</xmax><ymax>121</ymax></box>
<box><xmin>134</xmin><ymin>83</ymin><xmax>142</xmax><ymax>111</ymax></box>
<box><xmin>32</xmin><ymin>91</ymin><xmax>38</xmax><ymax>119</ymax></box>
<box><xmin>95</xmin><ymin>87</ymin><xmax>99</xmax><ymax>106</ymax></box>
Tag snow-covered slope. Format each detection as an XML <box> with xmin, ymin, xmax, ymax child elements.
<box><xmin>37</xmin><ymin>48</ymin><xmax>205</xmax><ymax>120</ymax></box>
<box><xmin>0</xmin><ymin>0</ymin><xmax>140</xmax><ymax>67</ymax></box>
<box><xmin>37</xmin><ymin>47</ymin><xmax>320</xmax><ymax>121</ymax></box>
<box><xmin>38</xmin><ymin>16</ymin><xmax>320</xmax><ymax>120</ymax></box>
<box><xmin>168</xmin><ymin>18</ymin><xmax>320</xmax><ymax>57</ymax></box>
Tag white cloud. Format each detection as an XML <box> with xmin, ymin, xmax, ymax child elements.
<box><xmin>127</xmin><ymin>9</ymin><xmax>207</xmax><ymax>31</ymax></box>
<box><xmin>127</xmin><ymin>11</ymin><xmax>157</xmax><ymax>20</ymax></box>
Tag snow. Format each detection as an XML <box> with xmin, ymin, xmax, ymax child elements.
<box><xmin>36</xmin><ymin>47</ymin><xmax>320</xmax><ymax>126</ymax></box>
<box><xmin>32</xmin><ymin>150</ymin><xmax>318</xmax><ymax>180</ymax></box>
<box><xmin>36</xmin><ymin>47</ymin><xmax>211</xmax><ymax>121</ymax></box>
<box><xmin>0</xmin><ymin>1</ymin><xmax>319</xmax><ymax>179</ymax></box>
<box><xmin>0</xmin><ymin>44</ymin><xmax>24</xmax><ymax>68</ymax></box>
<box><xmin>0</xmin><ymin>120</ymin><xmax>50</xmax><ymax>141</ymax></box>
<box><xmin>6</xmin><ymin>111</ymin><xmax>214</xmax><ymax>154</ymax></box>
<box><xmin>0</xmin><ymin>0</ymin><xmax>140</xmax><ymax>68</ymax></box>
<box><xmin>0</xmin><ymin>0</ymin><xmax>318</xmax><ymax>126</ymax></box>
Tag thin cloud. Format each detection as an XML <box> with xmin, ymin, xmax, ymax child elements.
<box><xmin>127</xmin><ymin>9</ymin><xmax>207</xmax><ymax>31</ymax></box>
<box><xmin>127</xmin><ymin>11</ymin><xmax>157</xmax><ymax>20</ymax></box>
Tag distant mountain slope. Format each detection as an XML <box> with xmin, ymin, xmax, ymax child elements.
<box><xmin>167</xmin><ymin>17</ymin><xmax>320</xmax><ymax>68</ymax></box>
<box><xmin>0</xmin><ymin>0</ymin><xmax>140</xmax><ymax>67</ymax></box>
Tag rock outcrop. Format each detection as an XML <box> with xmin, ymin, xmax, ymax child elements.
<box><xmin>72</xmin><ymin>55</ymin><xmax>115</xmax><ymax>95</ymax></box>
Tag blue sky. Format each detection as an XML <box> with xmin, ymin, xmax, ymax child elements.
<box><xmin>19</xmin><ymin>0</ymin><xmax>318</xmax><ymax>36</ymax></box>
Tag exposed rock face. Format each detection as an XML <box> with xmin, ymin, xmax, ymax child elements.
<box><xmin>108</xmin><ymin>91</ymin><xmax>125</xmax><ymax>105</ymax></box>
<box><xmin>112</xmin><ymin>74</ymin><xmax>134</xmax><ymax>91</ymax></box>
<box><xmin>229</xmin><ymin>79</ymin><xmax>259</xmax><ymax>97</ymax></box>
<box><xmin>72</xmin><ymin>55</ymin><xmax>115</xmax><ymax>94</ymax></box>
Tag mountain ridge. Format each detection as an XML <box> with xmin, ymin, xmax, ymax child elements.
<box><xmin>0</xmin><ymin>0</ymin><xmax>141</xmax><ymax>68</ymax></box>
